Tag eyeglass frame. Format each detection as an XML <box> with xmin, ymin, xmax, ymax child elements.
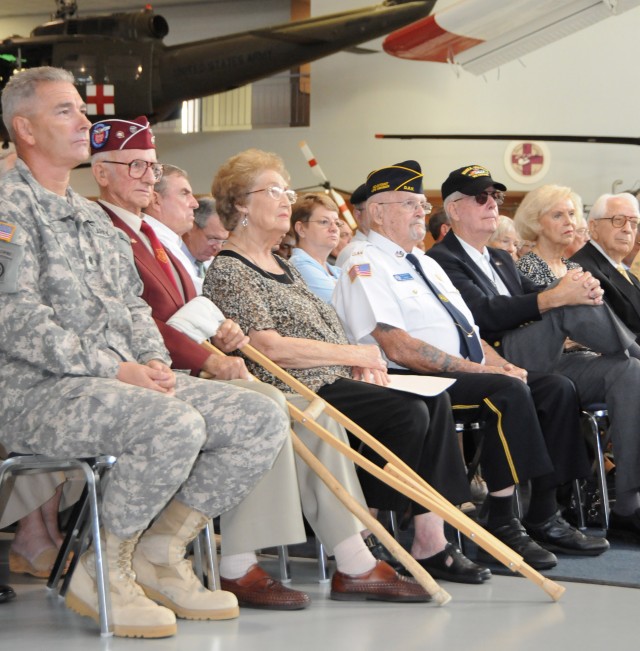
<box><xmin>101</xmin><ymin>159</ymin><xmax>164</xmax><ymax>181</ymax></box>
<box><xmin>453</xmin><ymin>190</ymin><xmax>505</xmax><ymax>206</ymax></box>
<box><xmin>373</xmin><ymin>199</ymin><xmax>433</xmax><ymax>214</ymax></box>
<box><xmin>246</xmin><ymin>185</ymin><xmax>298</xmax><ymax>204</ymax></box>
<box><xmin>305</xmin><ymin>217</ymin><xmax>342</xmax><ymax>228</ymax></box>
<box><xmin>596</xmin><ymin>214</ymin><xmax>639</xmax><ymax>229</ymax></box>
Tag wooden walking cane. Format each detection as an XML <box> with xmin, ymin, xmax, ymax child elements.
<box><xmin>280</xmin><ymin>382</ymin><xmax>565</xmax><ymax>602</ymax></box>
<box><xmin>233</xmin><ymin>342</ymin><xmax>565</xmax><ymax>602</ymax></box>
<box><xmin>289</xmin><ymin>432</ymin><xmax>450</xmax><ymax>605</ymax></box>
<box><xmin>166</xmin><ymin>298</ymin><xmax>563</xmax><ymax>601</ymax></box>
<box><xmin>199</xmin><ymin>341</ymin><xmax>451</xmax><ymax>604</ymax></box>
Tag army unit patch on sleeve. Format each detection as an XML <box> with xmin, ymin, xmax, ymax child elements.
<box><xmin>348</xmin><ymin>263</ymin><xmax>372</xmax><ymax>282</ymax></box>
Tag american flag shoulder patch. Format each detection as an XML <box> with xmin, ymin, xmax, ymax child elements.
<box><xmin>349</xmin><ymin>263</ymin><xmax>372</xmax><ymax>282</ymax></box>
<box><xmin>0</xmin><ymin>221</ymin><xmax>16</xmax><ymax>243</ymax></box>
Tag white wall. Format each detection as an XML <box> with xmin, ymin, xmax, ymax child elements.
<box><xmin>4</xmin><ymin>1</ymin><xmax>640</xmax><ymax>203</ymax></box>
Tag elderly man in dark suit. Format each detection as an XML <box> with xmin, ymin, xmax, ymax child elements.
<box><xmin>571</xmin><ymin>192</ymin><xmax>640</xmax><ymax>341</ymax></box>
<box><xmin>428</xmin><ymin>165</ymin><xmax>640</xmax><ymax>539</ymax></box>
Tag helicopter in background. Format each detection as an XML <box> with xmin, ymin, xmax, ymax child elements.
<box><xmin>0</xmin><ymin>0</ymin><xmax>435</xmax><ymax>141</ymax></box>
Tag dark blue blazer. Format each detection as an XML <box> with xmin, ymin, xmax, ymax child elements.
<box><xmin>427</xmin><ymin>230</ymin><xmax>545</xmax><ymax>346</ymax></box>
<box><xmin>571</xmin><ymin>241</ymin><xmax>640</xmax><ymax>340</ymax></box>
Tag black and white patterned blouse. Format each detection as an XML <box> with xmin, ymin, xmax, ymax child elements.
<box><xmin>203</xmin><ymin>250</ymin><xmax>351</xmax><ymax>393</ymax></box>
<box><xmin>516</xmin><ymin>250</ymin><xmax>581</xmax><ymax>286</ymax></box>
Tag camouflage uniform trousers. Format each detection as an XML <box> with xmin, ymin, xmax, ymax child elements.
<box><xmin>8</xmin><ymin>372</ymin><xmax>289</xmax><ymax>538</ymax></box>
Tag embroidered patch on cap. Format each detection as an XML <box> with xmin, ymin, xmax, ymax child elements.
<box><xmin>90</xmin><ymin>124</ymin><xmax>111</xmax><ymax>150</ymax></box>
<box><xmin>461</xmin><ymin>165</ymin><xmax>491</xmax><ymax>178</ymax></box>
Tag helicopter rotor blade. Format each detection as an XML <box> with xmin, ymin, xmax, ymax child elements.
<box><xmin>299</xmin><ymin>141</ymin><xmax>357</xmax><ymax>230</ymax></box>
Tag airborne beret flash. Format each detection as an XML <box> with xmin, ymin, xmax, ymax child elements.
<box><xmin>441</xmin><ymin>164</ymin><xmax>507</xmax><ymax>201</ymax></box>
<box><xmin>366</xmin><ymin>160</ymin><xmax>423</xmax><ymax>197</ymax></box>
<box><xmin>90</xmin><ymin>116</ymin><xmax>156</xmax><ymax>155</ymax></box>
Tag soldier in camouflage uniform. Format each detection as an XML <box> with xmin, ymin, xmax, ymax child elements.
<box><xmin>0</xmin><ymin>66</ymin><xmax>290</xmax><ymax>638</ymax></box>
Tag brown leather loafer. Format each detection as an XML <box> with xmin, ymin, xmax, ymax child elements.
<box><xmin>220</xmin><ymin>564</ymin><xmax>310</xmax><ymax>610</ymax></box>
<box><xmin>330</xmin><ymin>560</ymin><xmax>430</xmax><ymax>603</ymax></box>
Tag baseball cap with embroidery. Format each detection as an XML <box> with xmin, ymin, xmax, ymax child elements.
<box><xmin>90</xmin><ymin>116</ymin><xmax>155</xmax><ymax>155</ymax></box>
<box><xmin>441</xmin><ymin>164</ymin><xmax>506</xmax><ymax>201</ymax></box>
<box><xmin>366</xmin><ymin>160</ymin><xmax>423</xmax><ymax>197</ymax></box>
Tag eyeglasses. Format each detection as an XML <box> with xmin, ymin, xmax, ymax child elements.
<box><xmin>374</xmin><ymin>199</ymin><xmax>432</xmax><ymax>214</ymax></box>
<box><xmin>307</xmin><ymin>218</ymin><xmax>341</xmax><ymax>228</ymax></box>
<box><xmin>246</xmin><ymin>185</ymin><xmax>298</xmax><ymax>204</ymax></box>
<box><xmin>206</xmin><ymin>237</ymin><xmax>227</xmax><ymax>245</ymax></box>
<box><xmin>102</xmin><ymin>159</ymin><xmax>164</xmax><ymax>181</ymax></box>
<box><xmin>454</xmin><ymin>190</ymin><xmax>505</xmax><ymax>206</ymax></box>
<box><xmin>598</xmin><ymin>215</ymin><xmax>639</xmax><ymax>229</ymax></box>
<box><xmin>574</xmin><ymin>228</ymin><xmax>588</xmax><ymax>236</ymax></box>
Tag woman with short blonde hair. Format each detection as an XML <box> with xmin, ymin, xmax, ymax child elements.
<box><xmin>514</xmin><ymin>185</ymin><xmax>583</xmax><ymax>285</ymax></box>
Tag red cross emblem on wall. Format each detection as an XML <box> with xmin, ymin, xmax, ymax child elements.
<box><xmin>510</xmin><ymin>142</ymin><xmax>544</xmax><ymax>176</ymax></box>
<box><xmin>86</xmin><ymin>84</ymin><xmax>115</xmax><ymax>116</ymax></box>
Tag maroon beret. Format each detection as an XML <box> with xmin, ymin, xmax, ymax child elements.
<box><xmin>90</xmin><ymin>116</ymin><xmax>155</xmax><ymax>155</ymax></box>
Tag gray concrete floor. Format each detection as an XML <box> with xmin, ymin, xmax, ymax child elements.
<box><xmin>1</xmin><ymin>551</ymin><xmax>638</xmax><ymax>651</ymax></box>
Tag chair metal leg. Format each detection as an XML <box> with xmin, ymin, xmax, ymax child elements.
<box><xmin>199</xmin><ymin>520</ymin><xmax>218</xmax><ymax>590</ymax></box>
<box><xmin>315</xmin><ymin>538</ymin><xmax>330</xmax><ymax>583</ymax></box>
<box><xmin>388</xmin><ymin>511</ymin><xmax>399</xmax><ymax>540</ymax></box>
<box><xmin>48</xmin><ymin>486</ymin><xmax>90</xmax><ymax>590</ymax></box>
<box><xmin>191</xmin><ymin>535</ymin><xmax>205</xmax><ymax>584</ymax></box>
<box><xmin>572</xmin><ymin>479</ymin><xmax>586</xmax><ymax>530</ymax></box>
<box><xmin>513</xmin><ymin>484</ymin><xmax>524</xmax><ymax>519</ymax></box>
<box><xmin>81</xmin><ymin>462</ymin><xmax>112</xmax><ymax>637</ymax></box>
<box><xmin>276</xmin><ymin>545</ymin><xmax>291</xmax><ymax>583</ymax></box>
<box><xmin>59</xmin><ymin>503</ymin><xmax>95</xmax><ymax>597</ymax></box>
<box><xmin>583</xmin><ymin>410</ymin><xmax>610</xmax><ymax>530</ymax></box>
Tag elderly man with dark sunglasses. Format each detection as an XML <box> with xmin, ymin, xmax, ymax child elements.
<box><xmin>428</xmin><ymin>165</ymin><xmax>640</xmax><ymax>540</ymax></box>
<box><xmin>334</xmin><ymin>160</ymin><xmax>608</xmax><ymax>570</ymax></box>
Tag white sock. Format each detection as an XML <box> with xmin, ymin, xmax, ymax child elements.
<box><xmin>219</xmin><ymin>552</ymin><xmax>258</xmax><ymax>579</ymax></box>
<box><xmin>333</xmin><ymin>534</ymin><xmax>377</xmax><ymax>576</ymax></box>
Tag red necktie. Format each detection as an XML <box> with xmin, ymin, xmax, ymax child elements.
<box><xmin>139</xmin><ymin>220</ymin><xmax>180</xmax><ymax>293</ymax></box>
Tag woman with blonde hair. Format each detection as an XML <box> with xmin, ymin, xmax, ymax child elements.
<box><xmin>514</xmin><ymin>184</ymin><xmax>583</xmax><ymax>286</ymax></box>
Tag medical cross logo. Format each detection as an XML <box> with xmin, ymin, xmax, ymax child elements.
<box><xmin>86</xmin><ymin>84</ymin><xmax>115</xmax><ymax>116</ymax></box>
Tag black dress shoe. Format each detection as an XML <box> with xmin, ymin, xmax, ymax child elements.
<box><xmin>409</xmin><ymin>543</ymin><xmax>491</xmax><ymax>585</ymax></box>
<box><xmin>525</xmin><ymin>512</ymin><xmax>609</xmax><ymax>556</ymax></box>
<box><xmin>363</xmin><ymin>533</ymin><xmax>404</xmax><ymax>572</ymax></box>
<box><xmin>609</xmin><ymin>508</ymin><xmax>640</xmax><ymax>540</ymax></box>
<box><xmin>481</xmin><ymin>518</ymin><xmax>557</xmax><ymax>570</ymax></box>
<box><xmin>0</xmin><ymin>584</ymin><xmax>16</xmax><ymax>603</ymax></box>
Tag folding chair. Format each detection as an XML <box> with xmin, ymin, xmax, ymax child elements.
<box><xmin>0</xmin><ymin>454</ymin><xmax>115</xmax><ymax>637</ymax></box>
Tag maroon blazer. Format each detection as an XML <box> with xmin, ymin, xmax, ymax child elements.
<box><xmin>101</xmin><ymin>204</ymin><xmax>210</xmax><ymax>374</ymax></box>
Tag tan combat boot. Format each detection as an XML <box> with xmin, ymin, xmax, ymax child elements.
<box><xmin>133</xmin><ymin>499</ymin><xmax>239</xmax><ymax>620</ymax></box>
<box><xmin>66</xmin><ymin>530</ymin><xmax>177</xmax><ymax>638</ymax></box>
